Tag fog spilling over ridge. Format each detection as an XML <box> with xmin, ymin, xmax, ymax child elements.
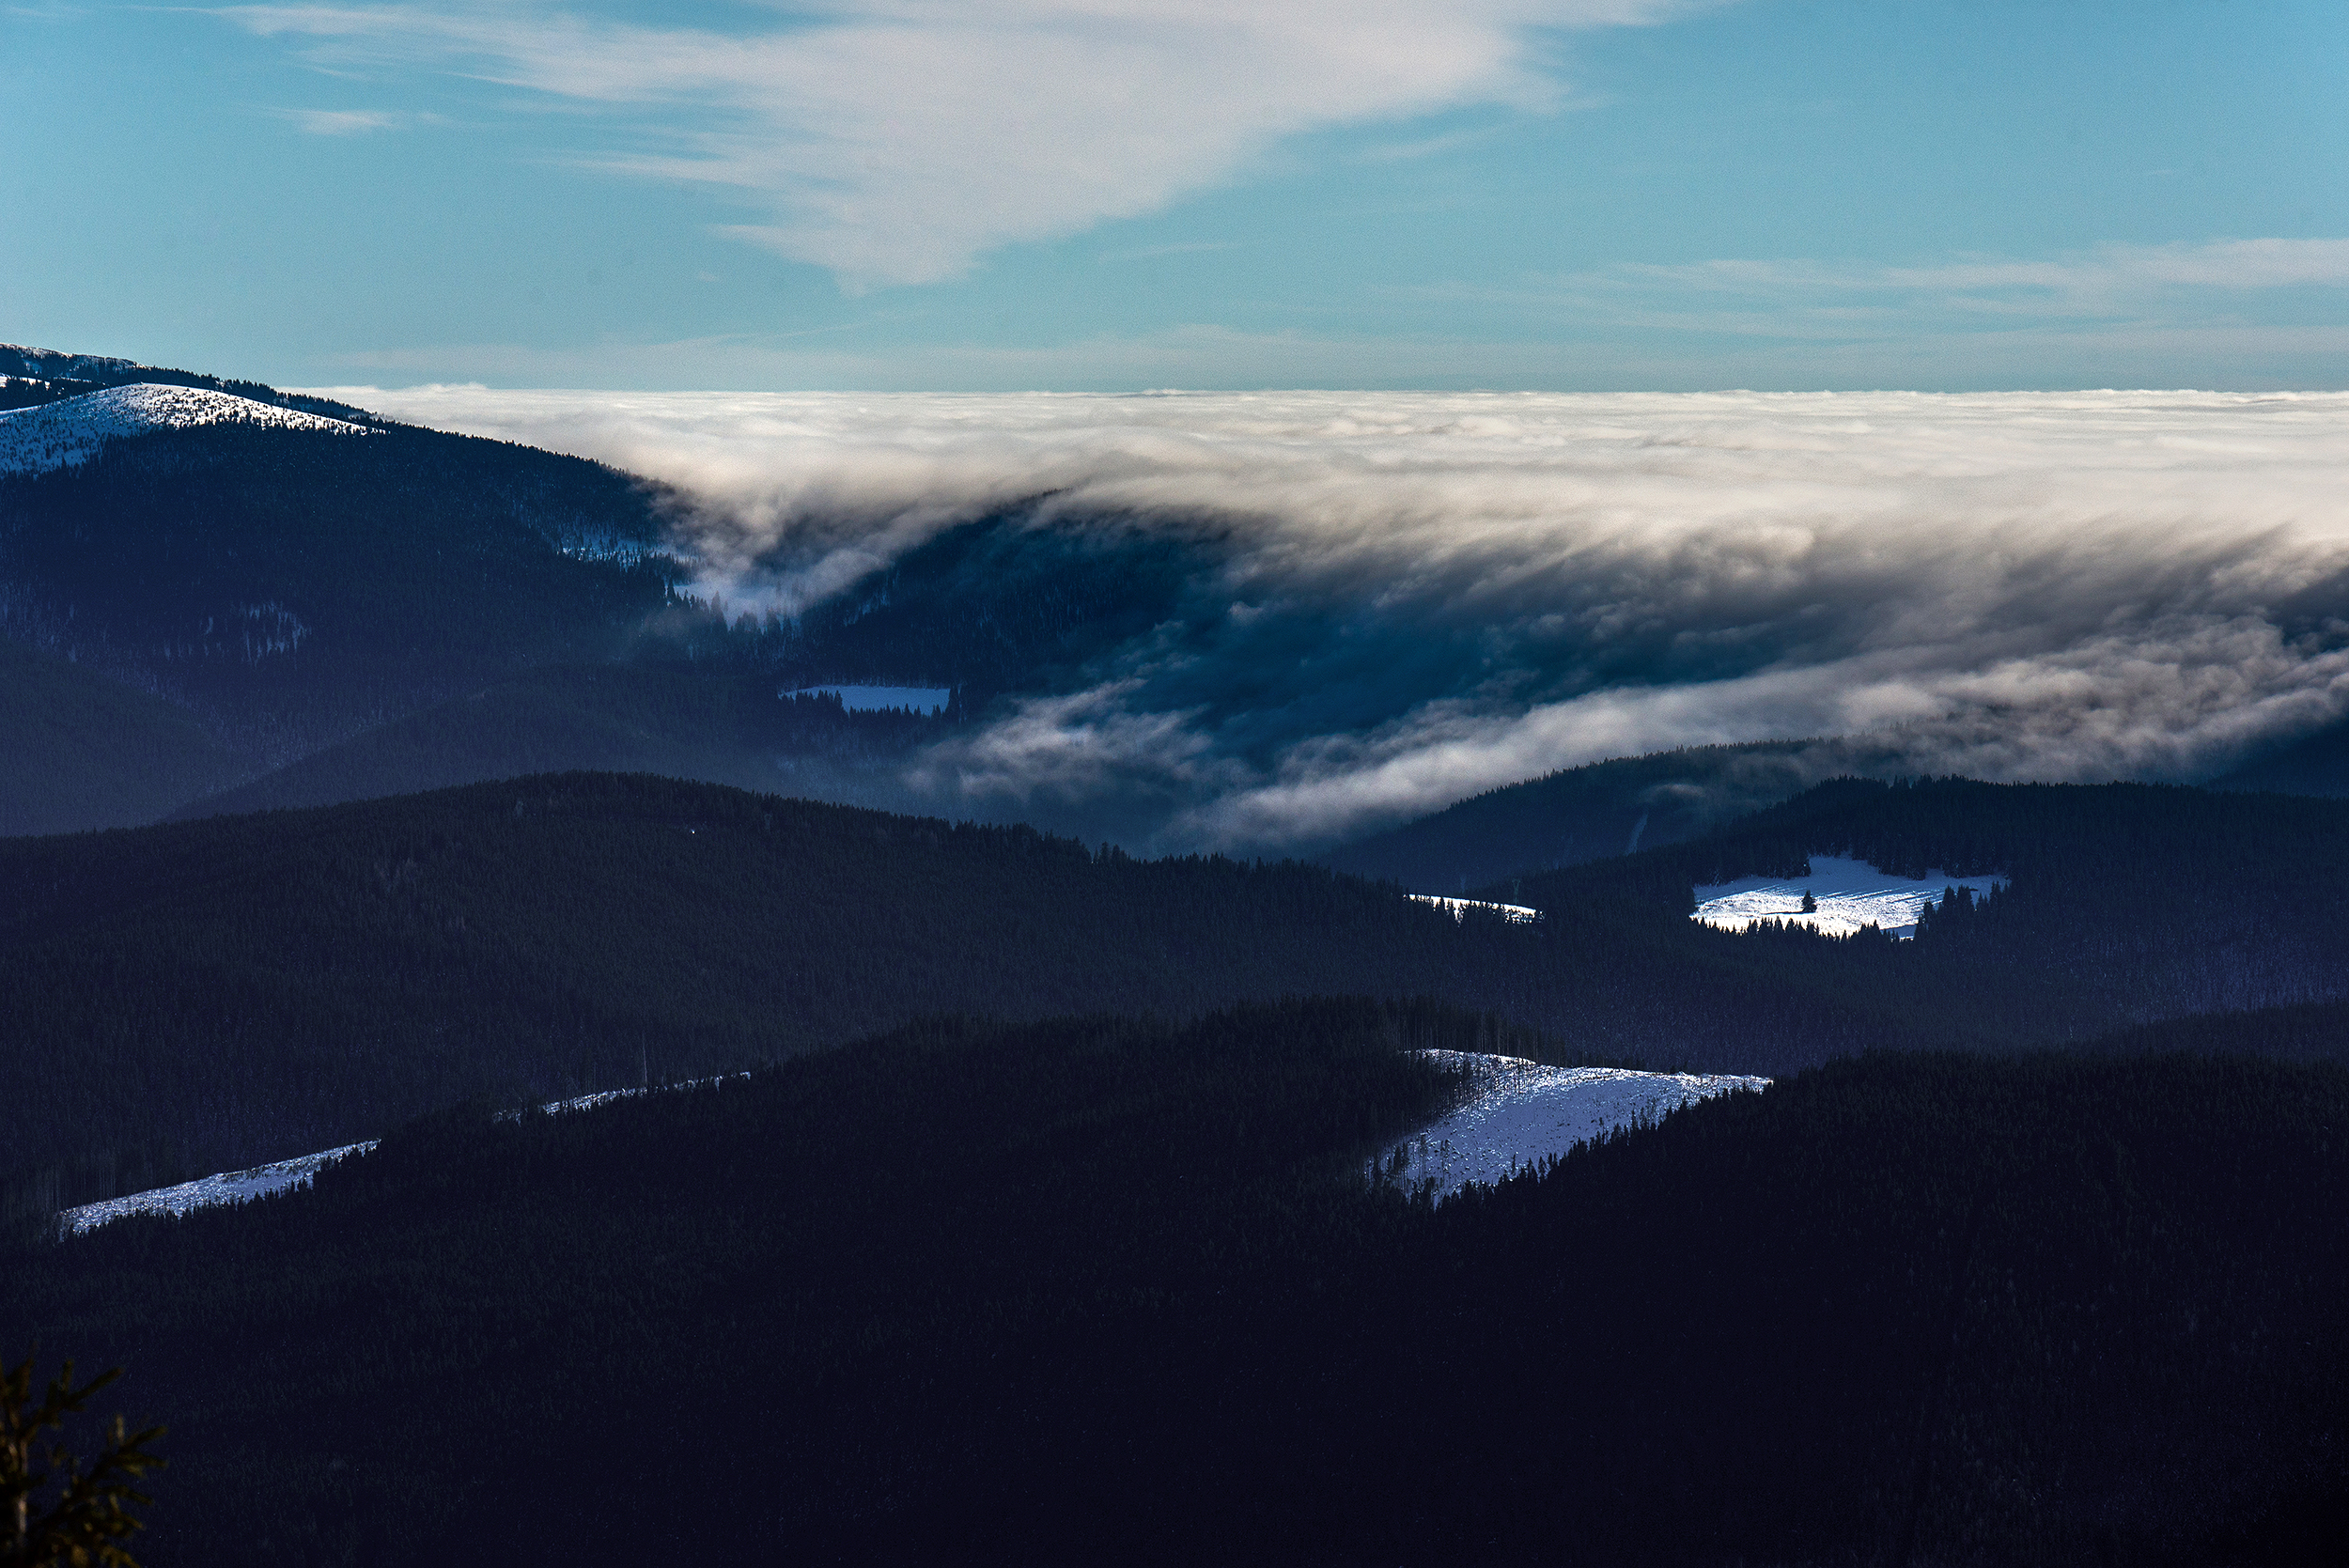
<box><xmin>310</xmin><ymin>386</ymin><xmax>2349</xmax><ymax>852</ymax></box>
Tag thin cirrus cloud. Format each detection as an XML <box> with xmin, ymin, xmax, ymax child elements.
<box><xmin>1521</xmin><ymin>238</ymin><xmax>2349</xmax><ymax>333</ymax></box>
<box><xmin>275</xmin><ymin>106</ymin><xmax>408</xmax><ymax>135</ymax></box>
<box><xmin>307</xmin><ymin>383</ymin><xmax>2349</xmax><ymax>852</ymax></box>
<box><xmin>222</xmin><ymin>1</ymin><xmax>1700</xmax><ymax>287</ymax></box>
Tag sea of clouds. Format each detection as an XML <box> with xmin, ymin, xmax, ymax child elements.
<box><xmin>309</xmin><ymin>386</ymin><xmax>2349</xmax><ymax>851</ymax></box>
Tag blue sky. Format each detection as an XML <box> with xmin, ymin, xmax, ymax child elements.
<box><xmin>4</xmin><ymin>0</ymin><xmax>2345</xmax><ymax>390</ymax></box>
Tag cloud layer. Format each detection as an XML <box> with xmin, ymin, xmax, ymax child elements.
<box><xmin>230</xmin><ymin>1</ymin><xmax>1684</xmax><ymax>287</ymax></box>
<box><xmin>314</xmin><ymin>384</ymin><xmax>2349</xmax><ymax>850</ymax></box>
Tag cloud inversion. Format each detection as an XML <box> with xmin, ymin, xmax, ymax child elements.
<box><xmin>311</xmin><ymin>385</ymin><xmax>2349</xmax><ymax>851</ymax></box>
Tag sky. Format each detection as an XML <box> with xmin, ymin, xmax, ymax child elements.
<box><xmin>5</xmin><ymin>0</ymin><xmax>2347</xmax><ymax>391</ymax></box>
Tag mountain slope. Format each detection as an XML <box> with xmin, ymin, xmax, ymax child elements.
<box><xmin>2210</xmin><ymin>714</ymin><xmax>2349</xmax><ymax>797</ymax></box>
<box><xmin>0</xmin><ymin>638</ymin><xmax>245</xmax><ymax>834</ymax></box>
<box><xmin>0</xmin><ymin>383</ymin><xmax>374</xmax><ymax>474</ymax></box>
<box><xmin>167</xmin><ymin>669</ymin><xmax>934</xmax><ymax>820</ymax></box>
<box><xmin>0</xmin><ymin>418</ymin><xmax>687</xmax><ymax>768</ymax></box>
<box><xmin>1321</xmin><ymin>737</ymin><xmax>1933</xmax><ymax>893</ymax></box>
<box><xmin>1491</xmin><ymin>777</ymin><xmax>2349</xmax><ymax>1047</ymax></box>
<box><xmin>7</xmin><ymin>1026</ymin><xmax>2339</xmax><ymax>1565</ymax></box>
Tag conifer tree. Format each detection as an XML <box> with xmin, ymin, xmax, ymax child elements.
<box><xmin>2</xmin><ymin>1354</ymin><xmax>163</xmax><ymax>1568</ymax></box>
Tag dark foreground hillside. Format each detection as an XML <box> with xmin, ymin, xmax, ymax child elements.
<box><xmin>7</xmin><ymin>1001</ymin><xmax>2341</xmax><ymax>1565</ymax></box>
<box><xmin>9</xmin><ymin>772</ymin><xmax>2018</xmax><ymax>1224</ymax></box>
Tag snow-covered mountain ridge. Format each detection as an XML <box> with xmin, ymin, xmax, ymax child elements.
<box><xmin>0</xmin><ymin>383</ymin><xmax>374</xmax><ymax>474</ymax></box>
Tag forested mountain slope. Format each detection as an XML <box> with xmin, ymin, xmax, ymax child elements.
<box><xmin>168</xmin><ymin>672</ymin><xmax>930</xmax><ymax>820</ymax></box>
<box><xmin>0</xmin><ymin>637</ymin><xmax>245</xmax><ymax>834</ymax></box>
<box><xmin>0</xmin><ymin>420</ymin><xmax>685</xmax><ymax>768</ymax></box>
<box><xmin>1321</xmin><ymin>737</ymin><xmax>1925</xmax><ymax>893</ymax></box>
<box><xmin>1493</xmin><ymin>777</ymin><xmax>2349</xmax><ymax>1048</ymax></box>
<box><xmin>8</xmin><ymin>1006</ymin><xmax>2340</xmax><ymax>1565</ymax></box>
<box><xmin>16</xmin><ymin>773</ymin><xmax>2349</xmax><ymax>1225</ymax></box>
<box><xmin>17</xmin><ymin>771</ymin><xmax>1886</xmax><ymax>1221</ymax></box>
<box><xmin>2212</xmin><ymin>713</ymin><xmax>2349</xmax><ymax>797</ymax></box>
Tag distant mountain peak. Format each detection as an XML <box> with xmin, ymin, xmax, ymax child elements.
<box><xmin>0</xmin><ymin>382</ymin><xmax>374</xmax><ymax>474</ymax></box>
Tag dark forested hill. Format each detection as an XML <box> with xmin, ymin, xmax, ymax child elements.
<box><xmin>0</xmin><ymin>772</ymin><xmax>1685</xmax><ymax>1220</ymax></box>
<box><xmin>1491</xmin><ymin>777</ymin><xmax>2349</xmax><ymax>1051</ymax></box>
<box><xmin>7</xmin><ymin>1008</ymin><xmax>2340</xmax><ymax>1566</ymax></box>
<box><xmin>167</xmin><ymin>671</ymin><xmax>932</xmax><ymax>820</ymax></box>
<box><xmin>0</xmin><ymin>421</ymin><xmax>686</xmax><ymax>768</ymax></box>
<box><xmin>2212</xmin><ymin>713</ymin><xmax>2349</xmax><ymax>797</ymax></box>
<box><xmin>0</xmin><ymin>637</ymin><xmax>245</xmax><ymax>834</ymax></box>
<box><xmin>1321</xmin><ymin>736</ymin><xmax>1927</xmax><ymax>893</ymax></box>
<box><xmin>15</xmin><ymin>772</ymin><xmax>2349</xmax><ymax>1225</ymax></box>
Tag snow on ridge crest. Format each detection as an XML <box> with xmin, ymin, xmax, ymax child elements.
<box><xmin>0</xmin><ymin>382</ymin><xmax>374</xmax><ymax>474</ymax></box>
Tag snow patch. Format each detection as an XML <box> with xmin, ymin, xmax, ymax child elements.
<box><xmin>56</xmin><ymin>1142</ymin><xmax>379</xmax><ymax>1235</ymax></box>
<box><xmin>1691</xmin><ymin>854</ymin><xmax>2007</xmax><ymax>939</ymax></box>
<box><xmin>1408</xmin><ymin>893</ymin><xmax>1538</xmax><ymax>924</ymax></box>
<box><xmin>57</xmin><ymin>1074</ymin><xmax>751</xmax><ymax>1235</ymax></box>
<box><xmin>0</xmin><ymin>383</ymin><xmax>373</xmax><ymax>474</ymax></box>
<box><xmin>781</xmin><ymin>684</ymin><xmax>951</xmax><ymax>714</ymax></box>
<box><xmin>1372</xmin><ymin>1050</ymin><xmax>1766</xmax><ymax>1203</ymax></box>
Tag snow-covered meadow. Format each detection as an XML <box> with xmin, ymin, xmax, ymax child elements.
<box><xmin>1691</xmin><ymin>855</ymin><xmax>2007</xmax><ymax>939</ymax></box>
<box><xmin>58</xmin><ymin>1075</ymin><xmax>752</xmax><ymax>1234</ymax></box>
<box><xmin>1372</xmin><ymin>1051</ymin><xmax>1767</xmax><ymax>1203</ymax></box>
<box><xmin>0</xmin><ymin>384</ymin><xmax>371</xmax><ymax>474</ymax></box>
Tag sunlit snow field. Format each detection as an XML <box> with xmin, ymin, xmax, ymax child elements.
<box><xmin>57</xmin><ymin>1077</ymin><xmax>750</xmax><ymax>1234</ymax></box>
<box><xmin>56</xmin><ymin>1142</ymin><xmax>380</xmax><ymax>1235</ymax></box>
<box><xmin>1691</xmin><ymin>855</ymin><xmax>2007</xmax><ymax>939</ymax></box>
<box><xmin>1373</xmin><ymin>1051</ymin><xmax>1767</xmax><ymax>1202</ymax></box>
<box><xmin>0</xmin><ymin>384</ymin><xmax>370</xmax><ymax>474</ymax></box>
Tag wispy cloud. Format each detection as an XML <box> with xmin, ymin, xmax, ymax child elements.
<box><xmin>1472</xmin><ymin>238</ymin><xmax>2349</xmax><ymax>340</ymax></box>
<box><xmin>274</xmin><ymin>106</ymin><xmax>406</xmax><ymax>135</ymax></box>
<box><xmin>221</xmin><ymin>2</ymin><xmax>1698</xmax><ymax>288</ymax></box>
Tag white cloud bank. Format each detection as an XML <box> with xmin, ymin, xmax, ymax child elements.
<box><xmin>305</xmin><ymin>385</ymin><xmax>2349</xmax><ymax>849</ymax></box>
<box><xmin>228</xmin><ymin>1</ymin><xmax>1689</xmax><ymax>287</ymax></box>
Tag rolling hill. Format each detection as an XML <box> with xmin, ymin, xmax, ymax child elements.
<box><xmin>6</xmin><ymin>1009</ymin><xmax>2339</xmax><ymax>1565</ymax></box>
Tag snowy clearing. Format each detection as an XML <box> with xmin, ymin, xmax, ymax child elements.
<box><xmin>0</xmin><ymin>383</ymin><xmax>372</xmax><ymax>474</ymax></box>
<box><xmin>1408</xmin><ymin>893</ymin><xmax>1539</xmax><ymax>924</ymax></box>
<box><xmin>58</xmin><ymin>1075</ymin><xmax>751</xmax><ymax>1234</ymax></box>
<box><xmin>1371</xmin><ymin>1050</ymin><xmax>1767</xmax><ymax>1203</ymax></box>
<box><xmin>1691</xmin><ymin>854</ymin><xmax>2007</xmax><ymax>939</ymax></box>
<box><xmin>57</xmin><ymin>1142</ymin><xmax>379</xmax><ymax>1235</ymax></box>
<box><xmin>781</xmin><ymin>684</ymin><xmax>952</xmax><ymax>714</ymax></box>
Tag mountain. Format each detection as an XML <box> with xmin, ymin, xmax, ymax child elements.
<box><xmin>7</xmin><ymin>1010</ymin><xmax>2340</xmax><ymax>1564</ymax></box>
<box><xmin>0</xmin><ymin>392</ymin><xmax>689</xmax><ymax>778</ymax></box>
<box><xmin>1489</xmin><ymin>775</ymin><xmax>2349</xmax><ymax>1045</ymax></box>
<box><xmin>2210</xmin><ymin>714</ymin><xmax>2349</xmax><ymax>797</ymax></box>
<box><xmin>0</xmin><ymin>636</ymin><xmax>244</xmax><ymax>834</ymax></box>
<box><xmin>0</xmin><ymin>383</ymin><xmax>375</xmax><ymax>475</ymax></box>
<box><xmin>166</xmin><ymin>669</ymin><xmax>930</xmax><ymax>820</ymax></box>
<box><xmin>18</xmin><ymin>768</ymin><xmax>2349</xmax><ymax>1233</ymax></box>
<box><xmin>0</xmin><ymin>352</ymin><xmax>1225</xmax><ymax>836</ymax></box>
<box><xmin>0</xmin><ymin>342</ymin><xmax>378</xmax><ymax>422</ymax></box>
<box><xmin>0</xmin><ymin>771</ymin><xmax>1627</xmax><ymax>1221</ymax></box>
<box><xmin>1320</xmin><ymin>736</ymin><xmax>1934</xmax><ymax>893</ymax></box>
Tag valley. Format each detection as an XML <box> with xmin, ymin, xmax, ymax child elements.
<box><xmin>1</xmin><ymin>351</ymin><xmax>2344</xmax><ymax>1566</ymax></box>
